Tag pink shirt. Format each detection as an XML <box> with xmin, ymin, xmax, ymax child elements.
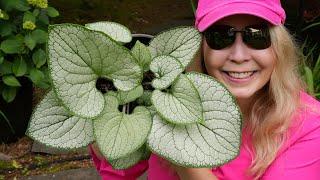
<box><xmin>89</xmin><ymin>92</ymin><xmax>320</xmax><ymax>180</ymax></box>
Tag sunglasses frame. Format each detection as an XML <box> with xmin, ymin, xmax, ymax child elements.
<box><xmin>203</xmin><ymin>23</ymin><xmax>271</xmax><ymax>50</ymax></box>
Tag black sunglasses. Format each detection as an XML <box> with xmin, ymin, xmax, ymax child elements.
<box><xmin>203</xmin><ymin>24</ymin><xmax>271</xmax><ymax>50</ymax></box>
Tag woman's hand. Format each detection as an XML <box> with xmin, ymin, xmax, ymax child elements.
<box><xmin>161</xmin><ymin>158</ymin><xmax>218</xmax><ymax>180</ymax></box>
<box><xmin>174</xmin><ymin>166</ymin><xmax>218</xmax><ymax>180</ymax></box>
<box><xmin>89</xmin><ymin>142</ymin><xmax>105</xmax><ymax>160</ymax></box>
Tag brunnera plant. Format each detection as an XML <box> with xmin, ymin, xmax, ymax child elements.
<box><xmin>26</xmin><ymin>21</ymin><xmax>243</xmax><ymax>169</ymax></box>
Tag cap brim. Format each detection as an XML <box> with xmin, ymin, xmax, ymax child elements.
<box><xmin>196</xmin><ymin>3</ymin><xmax>284</xmax><ymax>32</ymax></box>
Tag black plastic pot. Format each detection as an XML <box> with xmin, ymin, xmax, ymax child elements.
<box><xmin>0</xmin><ymin>77</ymin><xmax>33</xmax><ymax>143</ymax></box>
<box><xmin>124</xmin><ymin>33</ymin><xmax>153</xmax><ymax>49</ymax></box>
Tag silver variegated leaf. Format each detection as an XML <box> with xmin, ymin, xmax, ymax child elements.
<box><xmin>107</xmin><ymin>85</ymin><xmax>143</xmax><ymax>105</ymax></box>
<box><xmin>26</xmin><ymin>91</ymin><xmax>94</xmax><ymax>149</ymax></box>
<box><xmin>150</xmin><ymin>55</ymin><xmax>184</xmax><ymax>90</ymax></box>
<box><xmin>85</xmin><ymin>21</ymin><xmax>132</xmax><ymax>43</ymax></box>
<box><xmin>147</xmin><ymin>72</ymin><xmax>242</xmax><ymax>167</ymax></box>
<box><xmin>48</xmin><ymin>24</ymin><xmax>142</xmax><ymax>118</ymax></box>
<box><xmin>93</xmin><ymin>95</ymin><xmax>152</xmax><ymax>160</ymax></box>
<box><xmin>109</xmin><ymin>144</ymin><xmax>150</xmax><ymax>170</ymax></box>
<box><xmin>151</xmin><ymin>73</ymin><xmax>203</xmax><ymax>124</ymax></box>
<box><xmin>148</xmin><ymin>27</ymin><xmax>201</xmax><ymax>68</ymax></box>
<box><xmin>131</xmin><ymin>40</ymin><xmax>152</xmax><ymax>72</ymax></box>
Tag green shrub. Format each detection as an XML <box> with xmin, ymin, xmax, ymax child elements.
<box><xmin>299</xmin><ymin>14</ymin><xmax>320</xmax><ymax>99</ymax></box>
<box><xmin>0</xmin><ymin>0</ymin><xmax>59</xmax><ymax>103</ymax></box>
<box><xmin>300</xmin><ymin>38</ymin><xmax>320</xmax><ymax>99</ymax></box>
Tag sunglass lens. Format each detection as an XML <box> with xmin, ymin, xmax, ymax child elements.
<box><xmin>243</xmin><ymin>26</ymin><xmax>271</xmax><ymax>49</ymax></box>
<box><xmin>204</xmin><ymin>26</ymin><xmax>235</xmax><ymax>50</ymax></box>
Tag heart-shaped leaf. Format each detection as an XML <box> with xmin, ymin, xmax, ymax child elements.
<box><xmin>85</xmin><ymin>21</ymin><xmax>132</xmax><ymax>43</ymax></box>
<box><xmin>107</xmin><ymin>85</ymin><xmax>143</xmax><ymax>105</ymax></box>
<box><xmin>147</xmin><ymin>72</ymin><xmax>242</xmax><ymax>167</ymax></box>
<box><xmin>48</xmin><ymin>24</ymin><xmax>142</xmax><ymax>118</ymax></box>
<box><xmin>26</xmin><ymin>91</ymin><xmax>94</xmax><ymax>149</ymax></box>
<box><xmin>151</xmin><ymin>74</ymin><xmax>203</xmax><ymax>124</ymax></box>
<box><xmin>131</xmin><ymin>40</ymin><xmax>152</xmax><ymax>72</ymax></box>
<box><xmin>148</xmin><ymin>27</ymin><xmax>201</xmax><ymax>68</ymax></box>
<box><xmin>109</xmin><ymin>144</ymin><xmax>150</xmax><ymax>170</ymax></box>
<box><xmin>150</xmin><ymin>55</ymin><xmax>184</xmax><ymax>90</ymax></box>
<box><xmin>93</xmin><ymin>95</ymin><xmax>152</xmax><ymax>160</ymax></box>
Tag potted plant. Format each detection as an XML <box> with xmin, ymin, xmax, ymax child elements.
<box><xmin>26</xmin><ymin>21</ymin><xmax>243</xmax><ymax>169</ymax></box>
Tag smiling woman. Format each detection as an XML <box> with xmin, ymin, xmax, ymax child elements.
<box><xmin>178</xmin><ymin>0</ymin><xmax>320</xmax><ymax>179</ymax></box>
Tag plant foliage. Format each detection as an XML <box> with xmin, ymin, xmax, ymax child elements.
<box><xmin>0</xmin><ymin>0</ymin><xmax>59</xmax><ymax>103</ymax></box>
<box><xmin>27</xmin><ymin>21</ymin><xmax>242</xmax><ymax>169</ymax></box>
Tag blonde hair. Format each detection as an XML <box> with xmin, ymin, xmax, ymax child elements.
<box><xmin>246</xmin><ymin>25</ymin><xmax>305</xmax><ymax>179</ymax></box>
<box><xmin>187</xmin><ymin>25</ymin><xmax>305</xmax><ymax>179</ymax></box>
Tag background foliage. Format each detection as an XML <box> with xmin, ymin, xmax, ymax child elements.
<box><xmin>0</xmin><ymin>0</ymin><xmax>59</xmax><ymax>103</ymax></box>
<box><xmin>281</xmin><ymin>0</ymin><xmax>320</xmax><ymax>99</ymax></box>
<box><xmin>0</xmin><ymin>0</ymin><xmax>59</xmax><ymax>135</ymax></box>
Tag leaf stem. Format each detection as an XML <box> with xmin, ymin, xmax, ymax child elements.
<box><xmin>126</xmin><ymin>103</ymin><xmax>130</xmax><ymax>114</ymax></box>
<box><xmin>122</xmin><ymin>105</ymin><xmax>126</xmax><ymax>113</ymax></box>
<box><xmin>0</xmin><ymin>110</ymin><xmax>15</xmax><ymax>134</ymax></box>
<box><xmin>189</xmin><ymin>0</ymin><xmax>196</xmax><ymax>16</ymax></box>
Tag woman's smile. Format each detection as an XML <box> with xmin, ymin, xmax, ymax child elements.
<box><xmin>221</xmin><ymin>70</ymin><xmax>258</xmax><ymax>84</ymax></box>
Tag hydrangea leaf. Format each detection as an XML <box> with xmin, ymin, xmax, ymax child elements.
<box><xmin>150</xmin><ymin>55</ymin><xmax>184</xmax><ymax>90</ymax></box>
<box><xmin>151</xmin><ymin>73</ymin><xmax>203</xmax><ymax>124</ymax></box>
<box><xmin>148</xmin><ymin>27</ymin><xmax>201</xmax><ymax>68</ymax></box>
<box><xmin>147</xmin><ymin>73</ymin><xmax>242</xmax><ymax>167</ymax></box>
<box><xmin>107</xmin><ymin>85</ymin><xmax>143</xmax><ymax>105</ymax></box>
<box><xmin>93</xmin><ymin>95</ymin><xmax>152</xmax><ymax>160</ymax></box>
<box><xmin>85</xmin><ymin>21</ymin><xmax>132</xmax><ymax>43</ymax></box>
<box><xmin>48</xmin><ymin>24</ymin><xmax>142</xmax><ymax>118</ymax></box>
<box><xmin>26</xmin><ymin>91</ymin><xmax>94</xmax><ymax>149</ymax></box>
<box><xmin>109</xmin><ymin>144</ymin><xmax>150</xmax><ymax>170</ymax></box>
<box><xmin>131</xmin><ymin>40</ymin><xmax>152</xmax><ymax>72</ymax></box>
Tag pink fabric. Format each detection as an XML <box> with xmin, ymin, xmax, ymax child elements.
<box><xmin>195</xmin><ymin>0</ymin><xmax>286</xmax><ymax>32</ymax></box>
<box><xmin>89</xmin><ymin>145</ymin><xmax>148</xmax><ymax>180</ymax></box>
<box><xmin>90</xmin><ymin>91</ymin><xmax>320</xmax><ymax>180</ymax></box>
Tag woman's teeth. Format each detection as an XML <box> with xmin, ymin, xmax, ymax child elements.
<box><xmin>226</xmin><ymin>71</ymin><xmax>255</xmax><ymax>79</ymax></box>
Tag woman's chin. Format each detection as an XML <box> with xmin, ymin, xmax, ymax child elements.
<box><xmin>229</xmin><ymin>89</ymin><xmax>256</xmax><ymax>100</ymax></box>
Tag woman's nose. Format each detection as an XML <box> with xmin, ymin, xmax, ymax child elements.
<box><xmin>228</xmin><ymin>33</ymin><xmax>251</xmax><ymax>64</ymax></box>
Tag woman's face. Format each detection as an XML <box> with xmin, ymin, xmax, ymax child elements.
<box><xmin>203</xmin><ymin>15</ymin><xmax>276</xmax><ymax>103</ymax></box>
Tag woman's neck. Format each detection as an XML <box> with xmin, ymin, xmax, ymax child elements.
<box><xmin>236</xmin><ymin>87</ymin><xmax>266</xmax><ymax>120</ymax></box>
<box><xmin>237</xmin><ymin>97</ymin><xmax>254</xmax><ymax>121</ymax></box>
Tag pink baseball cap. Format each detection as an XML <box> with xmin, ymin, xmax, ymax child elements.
<box><xmin>195</xmin><ymin>0</ymin><xmax>286</xmax><ymax>32</ymax></box>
